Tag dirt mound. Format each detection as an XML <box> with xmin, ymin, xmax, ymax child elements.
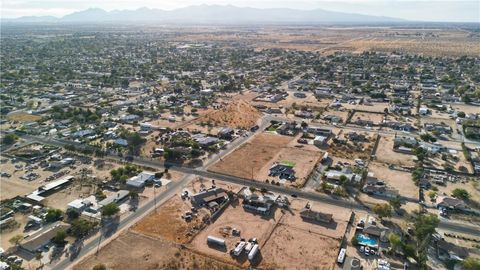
<box><xmin>197</xmin><ymin>100</ymin><xmax>261</xmax><ymax>129</ymax></box>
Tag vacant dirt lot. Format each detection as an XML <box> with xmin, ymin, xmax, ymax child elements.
<box><xmin>190</xmin><ymin>200</ymin><xmax>282</xmax><ymax>266</ymax></box>
<box><xmin>209</xmin><ymin>133</ymin><xmax>294</xmax><ymax>179</ymax></box>
<box><xmin>132</xmin><ymin>195</ymin><xmax>209</xmax><ymax>244</ymax></box>
<box><xmin>74</xmin><ymin>231</ymin><xmax>241</xmax><ymax>270</ymax></box>
<box><xmin>6</xmin><ymin>112</ymin><xmax>42</xmax><ymax>122</ymax></box>
<box><xmin>196</xmin><ymin>100</ymin><xmax>262</xmax><ymax>129</ymax></box>
<box><xmin>351</xmin><ymin>111</ymin><xmax>384</xmax><ymax>125</ymax></box>
<box><xmin>368</xmin><ymin>162</ymin><xmax>418</xmax><ymax>200</ymax></box>
<box><xmin>375</xmin><ymin>135</ymin><xmax>416</xmax><ymax>167</ymax></box>
<box><xmin>260</xmin><ymin>224</ymin><xmax>340</xmax><ymax>270</ymax></box>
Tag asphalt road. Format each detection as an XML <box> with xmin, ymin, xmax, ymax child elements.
<box><xmin>51</xmin><ymin>175</ymin><xmax>192</xmax><ymax>270</ymax></box>
<box><xmin>15</xmin><ymin>125</ymin><xmax>480</xmax><ymax>269</ymax></box>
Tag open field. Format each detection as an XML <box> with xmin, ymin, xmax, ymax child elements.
<box><xmin>209</xmin><ymin>133</ymin><xmax>294</xmax><ymax>179</ymax></box>
<box><xmin>351</xmin><ymin>111</ymin><xmax>384</xmax><ymax>125</ymax></box>
<box><xmin>368</xmin><ymin>162</ymin><xmax>418</xmax><ymax>200</ymax></box>
<box><xmin>73</xmin><ymin>231</ymin><xmax>241</xmax><ymax>270</ymax></box>
<box><xmin>375</xmin><ymin>135</ymin><xmax>416</xmax><ymax>167</ymax></box>
<box><xmin>190</xmin><ymin>200</ymin><xmax>283</xmax><ymax>265</ymax></box>
<box><xmin>196</xmin><ymin>100</ymin><xmax>262</xmax><ymax>129</ymax></box>
<box><xmin>260</xmin><ymin>198</ymin><xmax>349</xmax><ymax>269</ymax></box>
<box><xmin>260</xmin><ymin>225</ymin><xmax>340</xmax><ymax>270</ymax></box>
<box><xmin>6</xmin><ymin>112</ymin><xmax>42</xmax><ymax>122</ymax></box>
<box><xmin>132</xmin><ymin>195</ymin><xmax>209</xmax><ymax>244</ymax></box>
<box><xmin>256</xmin><ymin>147</ymin><xmax>322</xmax><ymax>187</ymax></box>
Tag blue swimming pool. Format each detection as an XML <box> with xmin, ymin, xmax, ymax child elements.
<box><xmin>356</xmin><ymin>233</ymin><xmax>378</xmax><ymax>247</ymax></box>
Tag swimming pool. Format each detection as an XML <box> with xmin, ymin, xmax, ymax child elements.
<box><xmin>356</xmin><ymin>233</ymin><xmax>378</xmax><ymax>247</ymax></box>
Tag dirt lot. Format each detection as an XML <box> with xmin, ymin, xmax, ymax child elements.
<box><xmin>6</xmin><ymin>112</ymin><xmax>42</xmax><ymax>122</ymax></box>
<box><xmin>196</xmin><ymin>100</ymin><xmax>262</xmax><ymax>129</ymax></box>
<box><xmin>256</xmin><ymin>147</ymin><xmax>322</xmax><ymax>187</ymax></box>
<box><xmin>190</xmin><ymin>200</ymin><xmax>282</xmax><ymax>265</ymax></box>
<box><xmin>132</xmin><ymin>195</ymin><xmax>209</xmax><ymax>244</ymax></box>
<box><xmin>375</xmin><ymin>135</ymin><xmax>416</xmax><ymax>167</ymax></box>
<box><xmin>368</xmin><ymin>162</ymin><xmax>418</xmax><ymax>200</ymax></box>
<box><xmin>209</xmin><ymin>132</ymin><xmax>294</xmax><ymax>179</ymax></box>
<box><xmin>260</xmin><ymin>198</ymin><xmax>349</xmax><ymax>270</ymax></box>
<box><xmin>73</xmin><ymin>231</ymin><xmax>241</xmax><ymax>270</ymax></box>
<box><xmin>350</xmin><ymin>111</ymin><xmax>384</xmax><ymax>125</ymax></box>
<box><xmin>328</xmin><ymin>132</ymin><xmax>375</xmax><ymax>160</ymax></box>
<box><xmin>260</xmin><ymin>225</ymin><xmax>340</xmax><ymax>270</ymax></box>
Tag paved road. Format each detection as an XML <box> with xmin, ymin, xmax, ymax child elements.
<box><xmin>15</xmin><ymin>126</ymin><xmax>480</xmax><ymax>269</ymax></box>
<box><xmin>51</xmin><ymin>175</ymin><xmax>193</xmax><ymax>270</ymax></box>
<box><xmin>19</xmin><ymin>133</ymin><xmax>480</xmax><ymax>238</ymax></box>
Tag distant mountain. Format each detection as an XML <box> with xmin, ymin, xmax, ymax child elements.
<box><xmin>5</xmin><ymin>5</ymin><xmax>405</xmax><ymax>24</ymax></box>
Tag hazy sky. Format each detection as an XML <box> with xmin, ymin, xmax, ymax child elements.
<box><xmin>2</xmin><ymin>0</ymin><xmax>479</xmax><ymax>22</ymax></box>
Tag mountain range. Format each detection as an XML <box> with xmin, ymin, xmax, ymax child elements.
<box><xmin>4</xmin><ymin>5</ymin><xmax>405</xmax><ymax>24</ymax></box>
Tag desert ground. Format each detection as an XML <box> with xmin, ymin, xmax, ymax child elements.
<box><xmin>132</xmin><ymin>195</ymin><xmax>209</xmax><ymax>244</ymax></box>
<box><xmin>375</xmin><ymin>135</ymin><xmax>416</xmax><ymax>167</ymax></box>
<box><xmin>73</xmin><ymin>231</ymin><xmax>241</xmax><ymax>270</ymax></box>
<box><xmin>195</xmin><ymin>100</ymin><xmax>262</xmax><ymax>129</ymax></box>
<box><xmin>209</xmin><ymin>132</ymin><xmax>294</xmax><ymax>179</ymax></box>
<box><xmin>368</xmin><ymin>161</ymin><xmax>419</xmax><ymax>200</ymax></box>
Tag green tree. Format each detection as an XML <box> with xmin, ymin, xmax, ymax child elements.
<box><xmin>373</xmin><ymin>203</ymin><xmax>393</xmax><ymax>219</ymax></box>
<box><xmin>9</xmin><ymin>234</ymin><xmax>24</xmax><ymax>246</ymax></box>
<box><xmin>462</xmin><ymin>257</ymin><xmax>480</xmax><ymax>270</ymax></box>
<box><xmin>428</xmin><ymin>191</ymin><xmax>437</xmax><ymax>202</ymax></box>
<box><xmin>92</xmin><ymin>264</ymin><xmax>107</xmax><ymax>270</ymax></box>
<box><xmin>101</xmin><ymin>203</ymin><xmax>120</xmax><ymax>217</ymax></box>
<box><xmin>51</xmin><ymin>230</ymin><xmax>67</xmax><ymax>246</ymax></box>
<box><xmin>388</xmin><ymin>233</ymin><xmax>402</xmax><ymax>251</ymax></box>
<box><xmin>45</xmin><ymin>208</ymin><xmax>63</xmax><ymax>222</ymax></box>
<box><xmin>2</xmin><ymin>134</ymin><xmax>18</xmax><ymax>145</ymax></box>
<box><xmin>452</xmin><ymin>188</ymin><xmax>470</xmax><ymax>200</ymax></box>
<box><xmin>351</xmin><ymin>236</ymin><xmax>359</xmax><ymax>246</ymax></box>
<box><xmin>414</xmin><ymin>213</ymin><xmax>439</xmax><ymax>241</ymax></box>
<box><xmin>389</xmin><ymin>196</ymin><xmax>402</xmax><ymax>210</ymax></box>
<box><xmin>70</xmin><ymin>219</ymin><xmax>97</xmax><ymax>237</ymax></box>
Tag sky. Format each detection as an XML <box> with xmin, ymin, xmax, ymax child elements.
<box><xmin>1</xmin><ymin>0</ymin><xmax>479</xmax><ymax>22</ymax></box>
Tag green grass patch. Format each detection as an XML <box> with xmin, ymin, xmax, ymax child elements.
<box><xmin>281</xmin><ymin>160</ymin><xmax>296</xmax><ymax>167</ymax></box>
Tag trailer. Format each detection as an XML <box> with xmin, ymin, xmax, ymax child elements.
<box><xmin>248</xmin><ymin>244</ymin><xmax>259</xmax><ymax>261</ymax></box>
<box><xmin>233</xmin><ymin>241</ymin><xmax>246</xmax><ymax>256</ymax></box>
<box><xmin>337</xmin><ymin>248</ymin><xmax>346</xmax><ymax>264</ymax></box>
<box><xmin>207</xmin><ymin>235</ymin><xmax>226</xmax><ymax>247</ymax></box>
<box><xmin>244</xmin><ymin>242</ymin><xmax>253</xmax><ymax>253</ymax></box>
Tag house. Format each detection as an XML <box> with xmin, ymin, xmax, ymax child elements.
<box><xmin>269</xmin><ymin>163</ymin><xmax>296</xmax><ymax>180</ymax></box>
<box><xmin>424</xmin><ymin>123</ymin><xmax>452</xmax><ymax>134</ymax></box>
<box><xmin>217</xmin><ymin>128</ymin><xmax>234</xmax><ymax>140</ymax></box>
<box><xmin>126</xmin><ymin>172</ymin><xmax>155</xmax><ymax>188</ymax></box>
<box><xmin>98</xmin><ymin>190</ymin><xmax>130</xmax><ymax>208</ymax></box>
<box><xmin>20</xmin><ymin>222</ymin><xmax>71</xmax><ymax>253</ymax></box>
<box><xmin>191</xmin><ymin>134</ymin><xmax>219</xmax><ymax>147</ymax></box>
<box><xmin>363</xmin><ymin>177</ymin><xmax>399</xmax><ymax>198</ymax></box>
<box><xmin>67</xmin><ymin>195</ymin><xmax>97</xmax><ymax>213</ymax></box>
<box><xmin>26</xmin><ymin>176</ymin><xmax>74</xmax><ymax>203</ymax></box>
<box><xmin>191</xmin><ymin>187</ymin><xmax>228</xmax><ymax>206</ymax></box>
<box><xmin>114</xmin><ymin>138</ymin><xmax>128</xmax><ymax>146</ymax></box>
<box><xmin>299</xmin><ymin>208</ymin><xmax>333</xmax><ymax>223</ymax></box>
<box><xmin>243</xmin><ymin>194</ymin><xmax>274</xmax><ymax>215</ymax></box>
<box><xmin>436</xmin><ymin>240</ymin><xmax>469</xmax><ymax>261</ymax></box>
<box><xmin>436</xmin><ymin>196</ymin><xmax>468</xmax><ymax>212</ymax></box>
<box><xmin>72</xmin><ymin>129</ymin><xmax>94</xmax><ymax>138</ymax></box>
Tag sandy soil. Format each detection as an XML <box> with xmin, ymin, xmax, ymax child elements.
<box><xmin>256</xmin><ymin>147</ymin><xmax>322</xmax><ymax>188</ymax></box>
<box><xmin>260</xmin><ymin>225</ymin><xmax>340</xmax><ymax>270</ymax></box>
<box><xmin>209</xmin><ymin>133</ymin><xmax>294</xmax><ymax>179</ymax></box>
<box><xmin>368</xmin><ymin>162</ymin><xmax>418</xmax><ymax>200</ymax></box>
<box><xmin>190</xmin><ymin>201</ymin><xmax>282</xmax><ymax>265</ymax></box>
<box><xmin>6</xmin><ymin>112</ymin><xmax>42</xmax><ymax>122</ymax></box>
<box><xmin>351</xmin><ymin>111</ymin><xmax>384</xmax><ymax>125</ymax></box>
<box><xmin>73</xmin><ymin>231</ymin><xmax>241</xmax><ymax>270</ymax></box>
<box><xmin>375</xmin><ymin>135</ymin><xmax>416</xmax><ymax>167</ymax></box>
<box><xmin>196</xmin><ymin>100</ymin><xmax>262</xmax><ymax>129</ymax></box>
<box><xmin>132</xmin><ymin>195</ymin><xmax>209</xmax><ymax>244</ymax></box>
